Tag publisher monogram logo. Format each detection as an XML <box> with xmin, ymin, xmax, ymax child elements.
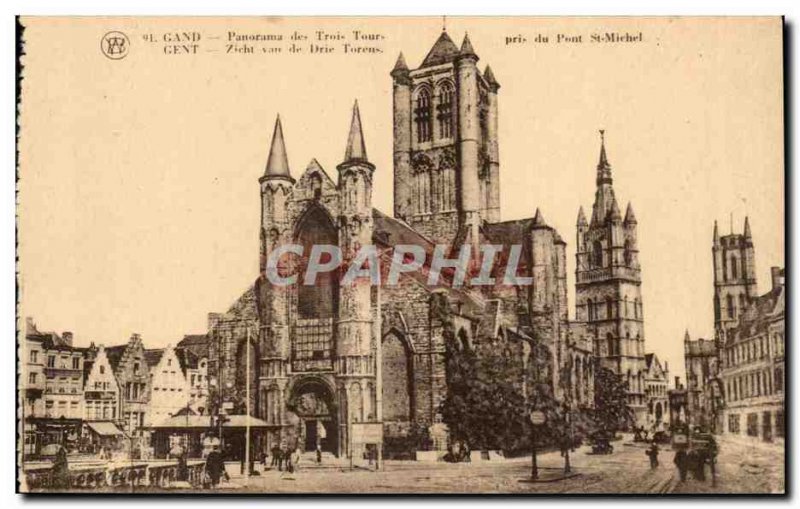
<box><xmin>101</xmin><ymin>31</ymin><xmax>130</xmax><ymax>60</ymax></box>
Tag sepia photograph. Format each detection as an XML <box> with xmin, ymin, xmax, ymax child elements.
<box><xmin>15</xmin><ymin>15</ymin><xmax>785</xmax><ymax>495</ymax></box>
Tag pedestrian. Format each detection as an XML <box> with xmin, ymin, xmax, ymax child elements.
<box><xmin>270</xmin><ymin>444</ymin><xmax>280</xmax><ymax>468</ymax></box>
<box><xmin>316</xmin><ymin>442</ymin><xmax>322</xmax><ymax>464</ymax></box>
<box><xmin>291</xmin><ymin>446</ymin><xmax>302</xmax><ymax>473</ymax></box>
<box><xmin>205</xmin><ymin>444</ymin><xmax>226</xmax><ymax>488</ymax></box>
<box><xmin>674</xmin><ymin>448</ymin><xmax>688</xmax><ymax>481</ymax></box>
<box><xmin>52</xmin><ymin>444</ymin><xmax>70</xmax><ymax>490</ymax></box>
<box><xmin>646</xmin><ymin>442</ymin><xmax>660</xmax><ymax>469</ymax></box>
<box><xmin>278</xmin><ymin>444</ymin><xmax>286</xmax><ymax>471</ymax></box>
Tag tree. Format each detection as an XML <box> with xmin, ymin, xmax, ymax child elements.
<box><xmin>593</xmin><ymin>367</ymin><xmax>634</xmax><ymax>436</ymax></box>
<box><xmin>440</xmin><ymin>334</ymin><xmax>528</xmax><ymax>453</ymax></box>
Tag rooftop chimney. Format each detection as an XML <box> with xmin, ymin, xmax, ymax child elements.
<box><xmin>62</xmin><ymin>331</ymin><xmax>73</xmax><ymax>346</ymax></box>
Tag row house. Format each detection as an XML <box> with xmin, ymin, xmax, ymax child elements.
<box><xmin>718</xmin><ymin>267</ymin><xmax>785</xmax><ymax>442</ymax></box>
<box><xmin>21</xmin><ymin>319</ymin><xmax>86</xmax><ymax>456</ymax></box>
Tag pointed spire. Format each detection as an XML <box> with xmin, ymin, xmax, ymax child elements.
<box><xmin>744</xmin><ymin>216</ymin><xmax>752</xmax><ymax>239</ymax></box>
<box><xmin>484</xmin><ymin>64</ymin><xmax>500</xmax><ymax>91</ymax></box>
<box><xmin>532</xmin><ymin>207</ymin><xmax>547</xmax><ymax>227</ymax></box>
<box><xmin>264</xmin><ymin>115</ymin><xmax>291</xmax><ymax>178</ymax></box>
<box><xmin>343</xmin><ymin>100</ymin><xmax>369</xmax><ymax>164</ymax></box>
<box><xmin>577</xmin><ymin>206</ymin><xmax>588</xmax><ymax>227</ymax></box>
<box><xmin>624</xmin><ymin>202</ymin><xmax>637</xmax><ymax>224</ymax></box>
<box><xmin>713</xmin><ymin>220</ymin><xmax>720</xmax><ymax>245</ymax></box>
<box><xmin>459</xmin><ymin>33</ymin><xmax>478</xmax><ymax>60</ymax></box>
<box><xmin>684</xmin><ymin>329</ymin><xmax>691</xmax><ymax>343</ymax></box>
<box><xmin>420</xmin><ymin>31</ymin><xmax>460</xmax><ymax>67</ymax></box>
<box><xmin>596</xmin><ymin>129</ymin><xmax>613</xmax><ymax>186</ymax></box>
<box><xmin>598</xmin><ymin>129</ymin><xmax>609</xmax><ymax>167</ymax></box>
<box><xmin>609</xmin><ymin>197</ymin><xmax>622</xmax><ymax>222</ymax></box>
<box><xmin>392</xmin><ymin>52</ymin><xmax>408</xmax><ymax>73</ymax></box>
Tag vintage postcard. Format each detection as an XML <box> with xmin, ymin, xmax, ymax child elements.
<box><xmin>16</xmin><ymin>16</ymin><xmax>785</xmax><ymax>494</ymax></box>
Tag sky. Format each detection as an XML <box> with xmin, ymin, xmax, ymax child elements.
<box><xmin>19</xmin><ymin>17</ymin><xmax>784</xmax><ymax>380</ymax></box>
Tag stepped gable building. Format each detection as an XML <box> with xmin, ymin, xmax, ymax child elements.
<box><xmin>574</xmin><ymin>131</ymin><xmax>648</xmax><ymax>425</ymax></box>
<box><xmin>105</xmin><ymin>334</ymin><xmax>150</xmax><ymax>438</ymax></box>
<box><xmin>206</xmin><ymin>31</ymin><xmax>664</xmax><ymax>456</ymax></box>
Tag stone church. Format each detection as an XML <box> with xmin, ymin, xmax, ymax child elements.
<box><xmin>206</xmin><ymin>31</ymin><xmax>652</xmax><ymax>457</ymax></box>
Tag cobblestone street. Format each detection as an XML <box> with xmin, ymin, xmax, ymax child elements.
<box><xmin>190</xmin><ymin>434</ymin><xmax>782</xmax><ymax>494</ymax></box>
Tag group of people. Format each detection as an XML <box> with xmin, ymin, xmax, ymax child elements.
<box><xmin>672</xmin><ymin>444</ymin><xmax>717</xmax><ymax>482</ymax></box>
<box><xmin>644</xmin><ymin>438</ymin><xmax>718</xmax><ymax>483</ymax></box>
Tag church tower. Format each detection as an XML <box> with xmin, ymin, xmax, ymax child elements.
<box><xmin>391</xmin><ymin>31</ymin><xmax>500</xmax><ymax>245</ymax></box>
<box><xmin>257</xmin><ymin>115</ymin><xmax>295</xmax><ymax>421</ymax></box>
<box><xmin>575</xmin><ymin>131</ymin><xmax>647</xmax><ymax>425</ymax></box>
<box><xmin>336</xmin><ymin>101</ymin><xmax>379</xmax><ymax>438</ymax></box>
<box><xmin>712</xmin><ymin>217</ymin><xmax>757</xmax><ymax>342</ymax></box>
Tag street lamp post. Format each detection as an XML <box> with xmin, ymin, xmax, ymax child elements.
<box><xmin>529</xmin><ymin>409</ymin><xmax>546</xmax><ymax>480</ymax></box>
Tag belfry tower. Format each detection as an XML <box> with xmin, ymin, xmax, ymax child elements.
<box><xmin>575</xmin><ymin>131</ymin><xmax>647</xmax><ymax>425</ymax></box>
<box><xmin>391</xmin><ymin>31</ymin><xmax>500</xmax><ymax>245</ymax></box>
<box><xmin>712</xmin><ymin>217</ymin><xmax>757</xmax><ymax>343</ymax></box>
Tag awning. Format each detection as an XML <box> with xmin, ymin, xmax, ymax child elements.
<box><xmin>149</xmin><ymin>414</ymin><xmax>272</xmax><ymax>429</ymax></box>
<box><xmin>86</xmin><ymin>421</ymin><xmax>124</xmax><ymax>436</ymax></box>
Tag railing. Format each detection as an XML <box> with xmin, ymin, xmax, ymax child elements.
<box><xmin>23</xmin><ymin>460</ymin><xmax>206</xmax><ymax>491</ymax></box>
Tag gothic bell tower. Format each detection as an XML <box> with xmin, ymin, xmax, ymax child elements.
<box><xmin>391</xmin><ymin>31</ymin><xmax>500</xmax><ymax>245</ymax></box>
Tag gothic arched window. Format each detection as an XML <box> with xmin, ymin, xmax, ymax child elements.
<box><xmin>727</xmin><ymin>294</ymin><xmax>735</xmax><ymax>319</ymax></box>
<box><xmin>624</xmin><ymin>239</ymin><xmax>633</xmax><ymax>267</ymax></box>
<box><xmin>414</xmin><ymin>88</ymin><xmax>433</xmax><ymax>143</ymax></box>
<box><xmin>592</xmin><ymin>241</ymin><xmax>603</xmax><ymax>267</ymax></box>
<box><xmin>730</xmin><ymin>255</ymin><xmax>739</xmax><ymax>280</ymax></box>
<box><xmin>587</xmin><ymin>299</ymin><xmax>594</xmax><ymax>321</ymax></box>
<box><xmin>606</xmin><ymin>297</ymin><xmax>614</xmax><ymax>320</ymax></box>
<box><xmin>436</xmin><ymin>82</ymin><xmax>455</xmax><ymax>139</ymax></box>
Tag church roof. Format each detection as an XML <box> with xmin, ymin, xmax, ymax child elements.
<box><xmin>372</xmin><ymin>208</ymin><xmax>434</xmax><ymax>251</ymax></box>
<box><xmin>420</xmin><ymin>31</ymin><xmax>461</xmax><ymax>67</ymax></box>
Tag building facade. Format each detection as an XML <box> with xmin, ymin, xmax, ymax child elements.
<box><xmin>21</xmin><ymin>319</ymin><xmax>86</xmax><ymax>456</ymax></box>
<box><xmin>145</xmin><ymin>345</ymin><xmax>191</xmax><ymax>426</ymax></box>
<box><xmin>106</xmin><ymin>334</ymin><xmax>150</xmax><ymax>437</ymax></box>
<box><xmin>718</xmin><ymin>267</ymin><xmax>785</xmax><ymax>442</ymax></box>
<box><xmin>644</xmin><ymin>353</ymin><xmax>670</xmax><ymax>430</ymax></box>
<box><xmin>83</xmin><ymin>345</ymin><xmax>121</xmax><ymax>422</ymax></box>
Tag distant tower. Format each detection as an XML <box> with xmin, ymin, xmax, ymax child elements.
<box><xmin>575</xmin><ymin>131</ymin><xmax>647</xmax><ymax>425</ymax></box>
<box><xmin>712</xmin><ymin>217</ymin><xmax>757</xmax><ymax>341</ymax></box>
<box><xmin>391</xmin><ymin>31</ymin><xmax>500</xmax><ymax>245</ymax></box>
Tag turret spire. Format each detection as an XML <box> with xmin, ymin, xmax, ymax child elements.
<box><xmin>609</xmin><ymin>196</ymin><xmax>622</xmax><ymax>222</ymax></box>
<box><xmin>459</xmin><ymin>33</ymin><xmax>478</xmax><ymax>60</ymax></box>
<box><xmin>713</xmin><ymin>220</ymin><xmax>720</xmax><ymax>245</ymax></box>
<box><xmin>744</xmin><ymin>216</ymin><xmax>752</xmax><ymax>239</ymax></box>
<box><xmin>577</xmin><ymin>206</ymin><xmax>588</xmax><ymax>227</ymax></box>
<box><xmin>344</xmin><ymin>100</ymin><xmax>368</xmax><ymax>163</ymax></box>
<box><xmin>624</xmin><ymin>202</ymin><xmax>637</xmax><ymax>224</ymax></box>
<box><xmin>532</xmin><ymin>207</ymin><xmax>547</xmax><ymax>227</ymax></box>
<box><xmin>392</xmin><ymin>52</ymin><xmax>408</xmax><ymax>74</ymax></box>
<box><xmin>264</xmin><ymin>115</ymin><xmax>291</xmax><ymax>178</ymax></box>
<box><xmin>483</xmin><ymin>64</ymin><xmax>500</xmax><ymax>91</ymax></box>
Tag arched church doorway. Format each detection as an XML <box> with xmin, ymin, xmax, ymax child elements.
<box><xmin>288</xmin><ymin>378</ymin><xmax>338</xmax><ymax>455</ymax></box>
